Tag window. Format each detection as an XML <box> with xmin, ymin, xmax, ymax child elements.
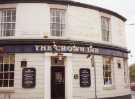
<box><xmin>0</xmin><ymin>54</ymin><xmax>15</xmax><ymax>87</ymax></box>
<box><xmin>0</xmin><ymin>9</ymin><xmax>16</xmax><ymax>37</ymax></box>
<box><xmin>123</xmin><ymin>59</ymin><xmax>129</xmax><ymax>85</ymax></box>
<box><xmin>117</xmin><ymin>62</ymin><xmax>121</xmax><ymax>69</ymax></box>
<box><xmin>103</xmin><ymin>57</ymin><xmax>113</xmax><ymax>85</ymax></box>
<box><xmin>50</xmin><ymin>9</ymin><xmax>65</xmax><ymax>36</ymax></box>
<box><xmin>101</xmin><ymin>16</ymin><xmax>110</xmax><ymax>41</ymax></box>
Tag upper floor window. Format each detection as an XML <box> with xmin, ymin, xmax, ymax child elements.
<box><xmin>103</xmin><ymin>57</ymin><xmax>113</xmax><ymax>86</ymax></box>
<box><xmin>101</xmin><ymin>16</ymin><xmax>110</xmax><ymax>41</ymax></box>
<box><xmin>0</xmin><ymin>54</ymin><xmax>15</xmax><ymax>87</ymax></box>
<box><xmin>50</xmin><ymin>8</ymin><xmax>65</xmax><ymax>37</ymax></box>
<box><xmin>0</xmin><ymin>9</ymin><xmax>16</xmax><ymax>37</ymax></box>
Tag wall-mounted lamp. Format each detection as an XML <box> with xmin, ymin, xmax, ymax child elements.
<box><xmin>52</xmin><ymin>41</ymin><xmax>57</xmax><ymax>53</ymax></box>
<box><xmin>57</xmin><ymin>53</ymin><xmax>64</xmax><ymax>61</ymax></box>
<box><xmin>87</xmin><ymin>54</ymin><xmax>91</xmax><ymax>59</ymax></box>
<box><xmin>117</xmin><ymin>63</ymin><xmax>121</xmax><ymax>69</ymax></box>
<box><xmin>0</xmin><ymin>47</ymin><xmax>5</xmax><ymax>53</ymax></box>
<box><xmin>74</xmin><ymin>74</ymin><xmax>79</xmax><ymax>79</ymax></box>
<box><xmin>86</xmin><ymin>45</ymin><xmax>93</xmax><ymax>59</ymax></box>
<box><xmin>72</xmin><ymin>42</ymin><xmax>76</xmax><ymax>50</ymax></box>
<box><xmin>43</xmin><ymin>32</ymin><xmax>48</xmax><ymax>38</ymax></box>
<box><xmin>21</xmin><ymin>60</ymin><xmax>27</xmax><ymax>68</ymax></box>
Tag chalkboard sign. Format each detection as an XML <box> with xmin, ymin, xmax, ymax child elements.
<box><xmin>80</xmin><ymin>68</ymin><xmax>91</xmax><ymax>87</ymax></box>
<box><xmin>22</xmin><ymin>68</ymin><xmax>36</xmax><ymax>88</ymax></box>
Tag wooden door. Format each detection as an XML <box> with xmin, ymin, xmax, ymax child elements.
<box><xmin>51</xmin><ymin>67</ymin><xmax>65</xmax><ymax>99</ymax></box>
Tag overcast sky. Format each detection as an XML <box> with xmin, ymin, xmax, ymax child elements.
<box><xmin>73</xmin><ymin>0</ymin><xmax>135</xmax><ymax>65</ymax></box>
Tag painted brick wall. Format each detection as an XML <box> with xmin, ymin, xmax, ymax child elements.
<box><xmin>11</xmin><ymin>3</ymin><xmax>127</xmax><ymax>47</ymax></box>
<box><xmin>0</xmin><ymin>53</ymin><xmax>130</xmax><ymax>99</ymax></box>
<box><xmin>72</xmin><ymin>54</ymin><xmax>130</xmax><ymax>99</ymax></box>
<box><xmin>72</xmin><ymin>54</ymin><xmax>95</xmax><ymax>99</ymax></box>
<box><xmin>15</xmin><ymin>3</ymin><xmax>50</xmax><ymax>38</ymax></box>
<box><xmin>13</xmin><ymin>53</ymin><xmax>44</xmax><ymax>99</ymax></box>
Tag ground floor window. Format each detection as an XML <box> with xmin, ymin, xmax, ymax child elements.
<box><xmin>123</xmin><ymin>59</ymin><xmax>129</xmax><ymax>84</ymax></box>
<box><xmin>0</xmin><ymin>54</ymin><xmax>15</xmax><ymax>87</ymax></box>
<box><xmin>103</xmin><ymin>57</ymin><xmax>113</xmax><ymax>85</ymax></box>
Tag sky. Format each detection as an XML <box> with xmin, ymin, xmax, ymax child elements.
<box><xmin>73</xmin><ymin>0</ymin><xmax>135</xmax><ymax>65</ymax></box>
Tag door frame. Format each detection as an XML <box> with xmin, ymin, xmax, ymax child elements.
<box><xmin>51</xmin><ymin>66</ymin><xmax>65</xmax><ymax>99</ymax></box>
<box><xmin>44</xmin><ymin>53</ymin><xmax>73</xmax><ymax>99</ymax></box>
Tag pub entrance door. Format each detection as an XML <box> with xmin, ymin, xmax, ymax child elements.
<box><xmin>51</xmin><ymin>56</ymin><xmax>65</xmax><ymax>99</ymax></box>
<box><xmin>51</xmin><ymin>66</ymin><xmax>65</xmax><ymax>99</ymax></box>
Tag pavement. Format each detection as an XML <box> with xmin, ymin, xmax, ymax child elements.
<box><xmin>132</xmin><ymin>91</ymin><xmax>135</xmax><ymax>99</ymax></box>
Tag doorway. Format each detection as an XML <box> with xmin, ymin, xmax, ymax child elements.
<box><xmin>51</xmin><ymin>57</ymin><xmax>65</xmax><ymax>99</ymax></box>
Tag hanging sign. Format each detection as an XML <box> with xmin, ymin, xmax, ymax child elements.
<box><xmin>80</xmin><ymin>68</ymin><xmax>91</xmax><ymax>87</ymax></box>
<box><xmin>22</xmin><ymin>68</ymin><xmax>36</xmax><ymax>88</ymax></box>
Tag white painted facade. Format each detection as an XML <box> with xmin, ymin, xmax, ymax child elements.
<box><xmin>0</xmin><ymin>3</ymin><xmax>127</xmax><ymax>47</ymax></box>
<box><xmin>0</xmin><ymin>2</ymin><xmax>130</xmax><ymax>99</ymax></box>
<box><xmin>0</xmin><ymin>53</ymin><xmax>129</xmax><ymax>99</ymax></box>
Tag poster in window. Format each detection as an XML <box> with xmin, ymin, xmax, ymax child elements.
<box><xmin>22</xmin><ymin>68</ymin><xmax>36</xmax><ymax>88</ymax></box>
<box><xmin>80</xmin><ymin>68</ymin><xmax>91</xmax><ymax>87</ymax></box>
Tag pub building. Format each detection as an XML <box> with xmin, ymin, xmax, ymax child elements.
<box><xmin>0</xmin><ymin>0</ymin><xmax>131</xmax><ymax>99</ymax></box>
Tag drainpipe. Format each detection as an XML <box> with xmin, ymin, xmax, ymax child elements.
<box><xmin>89</xmin><ymin>45</ymin><xmax>97</xmax><ymax>99</ymax></box>
<box><xmin>92</xmin><ymin>54</ymin><xmax>97</xmax><ymax>99</ymax></box>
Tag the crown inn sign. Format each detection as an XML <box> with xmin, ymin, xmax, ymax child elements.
<box><xmin>0</xmin><ymin>44</ymin><xmax>128</xmax><ymax>58</ymax></box>
<box><xmin>35</xmin><ymin>45</ymin><xmax>99</xmax><ymax>54</ymax></box>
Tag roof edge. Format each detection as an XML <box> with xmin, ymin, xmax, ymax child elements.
<box><xmin>67</xmin><ymin>0</ymin><xmax>127</xmax><ymax>21</ymax></box>
<box><xmin>0</xmin><ymin>0</ymin><xmax>127</xmax><ymax>21</ymax></box>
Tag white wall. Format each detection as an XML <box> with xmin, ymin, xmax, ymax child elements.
<box><xmin>13</xmin><ymin>53</ymin><xmax>44</xmax><ymax>99</ymax></box>
<box><xmin>95</xmin><ymin>56</ymin><xmax>130</xmax><ymax>98</ymax></box>
<box><xmin>13</xmin><ymin>3</ymin><xmax>127</xmax><ymax>47</ymax></box>
<box><xmin>16</xmin><ymin>3</ymin><xmax>50</xmax><ymax>38</ymax></box>
<box><xmin>0</xmin><ymin>3</ymin><xmax>129</xmax><ymax>99</ymax></box>
<box><xmin>66</xmin><ymin>6</ymin><xmax>101</xmax><ymax>42</ymax></box>
<box><xmin>0</xmin><ymin>53</ymin><xmax>130</xmax><ymax>99</ymax></box>
<box><xmin>72</xmin><ymin>54</ymin><xmax>95</xmax><ymax>99</ymax></box>
<box><xmin>72</xmin><ymin>54</ymin><xmax>130</xmax><ymax>99</ymax></box>
<box><xmin>111</xmin><ymin>16</ymin><xmax>127</xmax><ymax>47</ymax></box>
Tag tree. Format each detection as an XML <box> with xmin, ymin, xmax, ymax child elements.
<box><xmin>129</xmin><ymin>63</ymin><xmax>135</xmax><ymax>83</ymax></box>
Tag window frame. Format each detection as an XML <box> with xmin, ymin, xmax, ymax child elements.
<box><xmin>50</xmin><ymin>8</ymin><xmax>66</xmax><ymax>37</ymax></box>
<box><xmin>103</xmin><ymin>56</ymin><xmax>114</xmax><ymax>87</ymax></box>
<box><xmin>0</xmin><ymin>54</ymin><xmax>15</xmax><ymax>88</ymax></box>
<box><xmin>123</xmin><ymin>59</ymin><xmax>129</xmax><ymax>86</ymax></box>
<box><xmin>101</xmin><ymin>16</ymin><xmax>111</xmax><ymax>42</ymax></box>
<box><xmin>0</xmin><ymin>8</ymin><xmax>16</xmax><ymax>37</ymax></box>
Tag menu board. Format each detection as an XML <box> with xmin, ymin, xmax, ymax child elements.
<box><xmin>80</xmin><ymin>68</ymin><xmax>91</xmax><ymax>87</ymax></box>
<box><xmin>22</xmin><ymin>68</ymin><xmax>36</xmax><ymax>88</ymax></box>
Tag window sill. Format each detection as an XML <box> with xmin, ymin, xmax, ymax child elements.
<box><xmin>0</xmin><ymin>88</ymin><xmax>15</xmax><ymax>93</ymax></box>
<box><xmin>101</xmin><ymin>40</ymin><xmax>112</xmax><ymax>44</ymax></box>
<box><xmin>103</xmin><ymin>85</ymin><xmax>115</xmax><ymax>90</ymax></box>
<box><xmin>48</xmin><ymin>36</ymin><xmax>67</xmax><ymax>39</ymax></box>
<box><xmin>0</xmin><ymin>36</ymin><xmax>15</xmax><ymax>39</ymax></box>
